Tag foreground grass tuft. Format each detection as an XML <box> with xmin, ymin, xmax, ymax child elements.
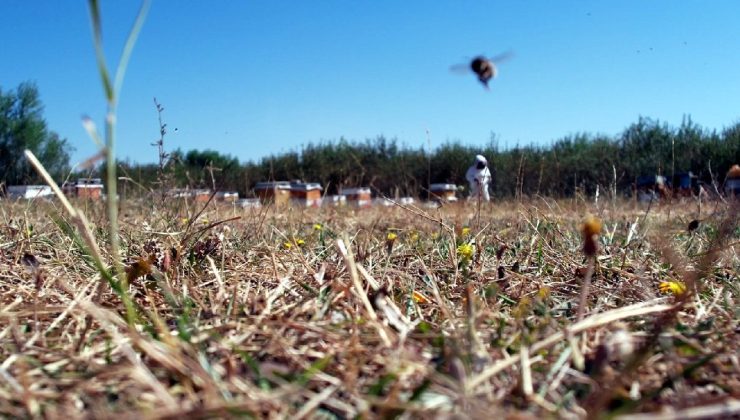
<box><xmin>0</xmin><ymin>199</ymin><xmax>737</xmax><ymax>418</ymax></box>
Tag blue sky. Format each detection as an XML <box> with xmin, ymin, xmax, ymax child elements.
<box><xmin>2</xmin><ymin>1</ymin><xmax>739</xmax><ymax>166</ymax></box>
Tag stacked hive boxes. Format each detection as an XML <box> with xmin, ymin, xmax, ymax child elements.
<box><xmin>340</xmin><ymin>187</ymin><xmax>372</xmax><ymax>208</ymax></box>
<box><xmin>429</xmin><ymin>184</ymin><xmax>458</xmax><ymax>202</ymax></box>
<box><xmin>255</xmin><ymin>181</ymin><xmax>291</xmax><ymax>207</ymax></box>
<box><xmin>290</xmin><ymin>182</ymin><xmax>323</xmax><ymax>207</ymax></box>
<box><xmin>62</xmin><ymin>178</ymin><xmax>104</xmax><ymax>200</ymax></box>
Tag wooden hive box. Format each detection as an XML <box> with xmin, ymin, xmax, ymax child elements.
<box><xmin>167</xmin><ymin>188</ymin><xmax>190</xmax><ymax>199</ymax></box>
<box><xmin>74</xmin><ymin>178</ymin><xmax>104</xmax><ymax>200</ymax></box>
<box><xmin>216</xmin><ymin>191</ymin><xmax>239</xmax><ymax>202</ymax></box>
<box><xmin>236</xmin><ymin>198</ymin><xmax>262</xmax><ymax>208</ymax></box>
<box><xmin>5</xmin><ymin>185</ymin><xmax>54</xmax><ymax>199</ymax></box>
<box><xmin>635</xmin><ymin>175</ymin><xmax>670</xmax><ymax>200</ymax></box>
<box><xmin>254</xmin><ymin>181</ymin><xmax>291</xmax><ymax>207</ymax></box>
<box><xmin>340</xmin><ymin>187</ymin><xmax>372</xmax><ymax>208</ymax></box>
<box><xmin>325</xmin><ymin>195</ymin><xmax>347</xmax><ymax>207</ymax></box>
<box><xmin>672</xmin><ymin>172</ymin><xmax>697</xmax><ymax>197</ymax></box>
<box><xmin>193</xmin><ymin>189</ymin><xmax>212</xmax><ymax>203</ymax></box>
<box><xmin>429</xmin><ymin>183</ymin><xmax>458</xmax><ymax>202</ymax></box>
<box><xmin>290</xmin><ymin>182</ymin><xmax>323</xmax><ymax>207</ymax></box>
<box><xmin>61</xmin><ymin>181</ymin><xmax>76</xmax><ymax>196</ymax></box>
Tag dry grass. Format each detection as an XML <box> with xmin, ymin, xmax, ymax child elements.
<box><xmin>0</xmin><ymin>197</ymin><xmax>737</xmax><ymax>418</ymax></box>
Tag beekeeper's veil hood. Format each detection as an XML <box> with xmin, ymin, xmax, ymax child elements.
<box><xmin>475</xmin><ymin>154</ymin><xmax>487</xmax><ymax>169</ymax></box>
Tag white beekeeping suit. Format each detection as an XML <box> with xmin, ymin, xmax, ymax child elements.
<box><xmin>465</xmin><ymin>154</ymin><xmax>491</xmax><ymax>201</ymax></box>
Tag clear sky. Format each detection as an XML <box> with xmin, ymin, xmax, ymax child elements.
<box><xmin>2</xmin><ymin>1</ymin><xmax>739</xmax><ymax>167</ymax></box>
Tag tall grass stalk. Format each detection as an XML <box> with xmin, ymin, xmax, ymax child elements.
<box><xmin>86</xmin><ymin>0</ymin><xmax>150</xmax><ymax>317</ymax></box>
<box><xmin>23</xmin><ymin>150</ymin><xmax>138</xmax><ymax>324</ymax></box>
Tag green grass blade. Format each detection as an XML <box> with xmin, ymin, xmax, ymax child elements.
<box><xmin>86</xmin><ymin>0</ymin><xmax>114</xmax><ymax>102</ymax></box>
<box><xmin>113</xmin><ymin>0</ymin><xmax>151</xmax><ymax>98</ymax></box>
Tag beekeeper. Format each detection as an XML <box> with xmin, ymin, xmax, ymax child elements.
<box><xmin>465</xmin><ymin>154</ymin><xmax>492</xmax><ymax>201</ymax></box>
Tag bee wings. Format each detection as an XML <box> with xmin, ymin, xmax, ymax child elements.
<box><xmin>449</xmin><ymin>63</ymin><xmax>471</xmax><ymax>74</ymax></box>
<box><xmin>450</xmin><ymin>50</ymin><xmax>514</xmax><ymax>74</ymax></box>
<box><xmin>489</xmin><ymin>50</ymin><xmax>514</xmax><ymax>64</ymax></box>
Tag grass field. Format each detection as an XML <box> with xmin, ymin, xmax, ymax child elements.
<box><xmin>0</xmin><ymin>197</ymin><xmax>737</xmax><ymax>418</ymax></box>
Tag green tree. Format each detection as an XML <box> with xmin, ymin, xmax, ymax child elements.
<box><xmin>98</xmin><ymin>115</ymin><xmax>739</xmax><ymax>199</ymax></box>
<box><xmin>0</xmin><ymin>82</ymin><xmax>72</xmax><ymax>184</ymax></box>
<box><xmin>182</xmin><ymin>149</ymin><xmax>240</xmax><ymax>189</ymax></box>
<box><xmin>619</xmin><ymin>117</ymin><xmax>674</xmax><ymax>182</ymax></box>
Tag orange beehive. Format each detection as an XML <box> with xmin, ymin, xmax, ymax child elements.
<box><xmin>216</xmin><ymin>191</ymin><xmax>239</xmax><ymax>202</ymax></box>
<box><xmin>62</xmin><ymin>182</ymin><xmax>76</xmax><ymax>196</ymax></box>
<box><xmin>235</xmin><ymin>198</ymin><xmax>262</xmax><ymax>208</ymax></box>
<box><xmin>429</xmin><ymin>184</ymin><xmax>458</xmax><ymax>202</ymax></box>
<box><xmin>340</xmin><ymin>187</ymin><xmax>372</xmax><ymax>208</ymax></box>
<box><xmin>64</xmin><ymin>178</ymin><xmax>104</xmax><ymax>200</ymax></box>
<box><xmin>325</xmin><ymin>195</ymin><xmax>347</xmax><ymax>207</ymax></box>
<box><xmin>290</xmin><ymin>182</ymin><xmax>323</xmax><ymax>207</ymax></box>
<box><xmin>193</xmin><ymin>190</ymin><xmax>212</xmax><ymax>203</ymax></box>
<box><xmin>254</xmin><ymin>181</ymin><xmax>291</xmax><ymax>207</ymax></box>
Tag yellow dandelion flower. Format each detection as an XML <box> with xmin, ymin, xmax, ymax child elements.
<box><xmin>313</xmin><ymin>223</ymin><xmax>323</xmax><ymax>231</ymax></box>
<box><xmin>410</xmin><ymin>232</ymin><xmax>420</xmax><ymax>242</ymax></box>
<box><xmin>537</xmin><ymin>286</ymin><xmax>551</xmax><ymax>301</ymax></box>
<box><xmin>659</xmin><ymin>281</ymin><xmax>686</xmax><ymax>295</ymax></box>
<box><xmin>457</xmin><ymin>243</ymin><xmax>475</xmax><ymax>260</ymax></box>
<box><xmin>295</xmin><ymin>238</ymin><xmax>305</xmax><ymax>247</ymax></box>
<box><xmin>412</xmin><ymin>290</ymin><xmax>430</xmax><ymax>304</ymax></box>
<box><xmin>283</xmin><ymin>242</ymin><xmax>293</xmax><ymax>250</ymax></box>
<box><xmin>582</xmin><ymin>214</ymin><xmax>602</xmax><ymax>237</ymax></box>
<box><xmin>512</xmin><ymin>296</ymin><xmax>532</xmax><ymax>320</ymax></box>
<box><xmin>582</xmin><ymin>214</ymin><xmax>602</xmax><ymax>256</ymax></box>
<box><xmin>386</xmin><ymin>232</ymin><xmax>398</xmax><ymax>253</ymax></box>
<box><xmin>461</xmin><ymin>227</ymin><xmax>471</xmax><ymax>237</ymax></box>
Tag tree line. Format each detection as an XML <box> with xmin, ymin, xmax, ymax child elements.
<box><xmin>119</xmin><ymin>116</ymin><xmax>738</xmax><ymax>199</ymax></box>
<box><xmin>0</xmin><ymin>82</ymin><xmax>71</xmax><ymax>186</ymax></box>
<box><xmin>2</xmin><ymin>82</ymin><xmax>738</xmax><ymax>199</ymax></box>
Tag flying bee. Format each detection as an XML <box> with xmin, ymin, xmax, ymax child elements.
<box><xmin>450</xmin><ymin>51</ymin><xmax>514</xmax><ymax>89</ymax></box>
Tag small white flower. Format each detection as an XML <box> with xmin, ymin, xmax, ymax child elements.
<box><xmin>607</xmin><ymin>329</ymin><xmax>634</xmax><ymax>360</ymax></box>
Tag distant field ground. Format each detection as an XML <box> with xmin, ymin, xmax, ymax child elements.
<box><xmin>0</xmin><ymin>198</ymin><xmax>737</xmax><ymax>418</ymax></box>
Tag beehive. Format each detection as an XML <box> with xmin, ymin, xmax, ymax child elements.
<box><xmin>216</xmin><ymin>191</ymin><xmax>239</xmax><ymax>202</ymax></box>
<box><xmin>193</xmin><ymin>189</ymin><xmax>212</xmax><ymax>203</ymax></box>
<box><xmin>235</xmin><ymin>198</ymin><xmax>262</xmax><ymax>208</ymax></box>
<box><xmin>63</xmin><ymin>178</ymin><xmax>104</xmax><ymax>200</ymax></box>
<box><xmin>254</xmin><ymin>181</ymin><xmax>291</xmax><ymax>207</ymax></box>
<box><xmin>429</xmin><ymin>184</ymin><xmax>458</xmax><ymax>202</ymax></box>
<box><xmin>5</xmin><ymin>185</ymin><xmax>54</xmax><ymax>199</ymax></box>
<box><xmin>290</xmin><ymin>182</ymin><xmax>323</xmax><ymax>207</ymax></box>
<box><xmin>325</xmin><ymin>195</ymin><xmax>347</xmax><ymax>207</ymax></box>
<box><xmin>340</xmin><ymin>187</ymin><xmax>372</xmax><ymax>208</ymax></box>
